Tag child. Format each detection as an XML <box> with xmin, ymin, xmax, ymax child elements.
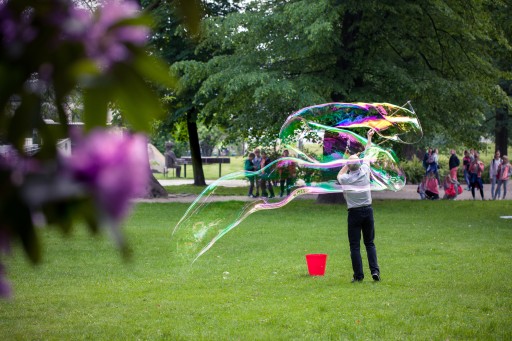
<box><xmin>244</xmin><ymin>153</ymin><xmax>256</xmax><ymax>197</ymax></box>
<box><xmin>425</xmin><ymin>171</ymin><xmax>439</xmax><ymax>200</ymax></box>
<box><xmin>417</xmin><ymin>175</ymin><xmax>427</xmax><ymax>200</ymax></box>
<box><xmin>494</xmin><ymin>155</ymin><xmax>510</xmax><ymax>200</ymax></box>
<box><xmin>443</xmin><ymin>174</ymin><xmax>461</xmax><ymax>200</ymax></box>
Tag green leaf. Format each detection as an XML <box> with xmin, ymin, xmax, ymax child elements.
<box><xmin>111</xmin><ymin>64</ymin><xmax>164</xmax><ymax>131</ymax></box>
<box><xmin>83</xmin><ymin>83</ymin><xmax>110</xmax><ymax>131</ymax></box>
<box><xmin>133</xmin><ymin>53</ymin><xmax>177</xmax><ymax>88</ymax></box>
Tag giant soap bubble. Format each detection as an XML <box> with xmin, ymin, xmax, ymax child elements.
<box><xmin>172</xmin><ymin>102</ymin><xmax>422</xmax><ymax>262</ymax></box>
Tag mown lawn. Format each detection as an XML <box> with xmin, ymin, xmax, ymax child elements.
<box><xmin>1</xmin><ymin>200</ymin><xmax>511</xmax><ymax>340</ymax></box>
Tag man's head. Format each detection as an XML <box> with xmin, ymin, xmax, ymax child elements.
<box><xmin>165</xmin><ymin>141</ymin><xmax>174</xmax><ymax>151</ymax></box>
<box><xmin>348</xmin><ymin>154</ymin><xmax>361</xmax><ymax>171</ymax></box>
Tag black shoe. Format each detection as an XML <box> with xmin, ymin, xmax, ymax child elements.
<box><xmin>351</xmin><ymin>278</ymin><xmax>363</xmax><ymax>283</ymax></box>
<box><xmin>372</xmin><ymin>273</ymin><xmax>381</xmax><ymax>281</ymax></box>
<box><xmin>269</xmin><ymin>195</ymin><xmax>275</xmax><ymax>198</ymax></box>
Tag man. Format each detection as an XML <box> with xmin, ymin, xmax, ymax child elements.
<box><xmin>448</xmin><ymin>149</ymin><xmax>460</xmax><ymax>181</ymax></box>
<box><xmin>422</xmin><ymin>147</ymin><xmax>431</xmax><ymax>173</ymax></box>
<box><xmin>164</xmin><ymin>141</ymin><xmax>181</xmax><ymax>178</ymax></box>
<box><xmin>337</xmin><ymin>129</ymin><xmax>380</xmax><ymax>283</ymax></box>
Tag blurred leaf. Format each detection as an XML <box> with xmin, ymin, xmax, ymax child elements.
<box><xmin>70</xmin><ymin>59</ymin><xmax>101</xmax><ymax>81</ymax></box>
<box><xmin>110</xmin><ymin>14</ymin><xmax>154</xmax><ymax>30</ymax></box>
<box><xmin>133</xmin><ymin>53</ymin><xmax>177</xmax><ymax>88</ymax></box>
<box><xmin>83</xmin><ymin>84</ymin><xmax>110</xmax><ymax>131</ymax></box>
<box><xmin>7</xmin><ymin>93</ymin><xmax>40</xmax><ymax>152</ymax></box>
<box><xmin>111</xmin><ymin>63</ymin><xmax>164</xmax><ymax>131</ymax></box>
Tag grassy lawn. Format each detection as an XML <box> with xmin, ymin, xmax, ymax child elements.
<box><xmin>164</xmin><ymin>184</ymin><xmax>249</xmax><ymax>196</ymax></box>
<box><xmin>1</xmin><ymin>200</ymin><xmax>511</xmax><ymax>339</ymax></box>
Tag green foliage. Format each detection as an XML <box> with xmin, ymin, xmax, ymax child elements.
<box><xmin>400</xmin><ymin>156</ymin><xmax>426</xmax><ymax>184</ymax></box>
<box><xmin>170</xmin><ymin>0</ymin><xmax>510</xmax><ymax>153</ymax></box>
<box><xmin>1</xmin><ymin>200</ymin><xmax>511</xmax><ymax>339</ymax></box>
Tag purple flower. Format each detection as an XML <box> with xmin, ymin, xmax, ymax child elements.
<box><xmin>85</xmin><ymin>0</ymin><xmax>149</xmax><ymax>69</ymax></box>
<box><xmin>59</xmin><ymin>6</ymin><xmax>91</xmax><ymax>41</ymax></box>
<box><xmin>0</xmin><ymin>5</ymin><xmax>37</xmax><ymax>57</ymax></box>
<box><xmin>67</xmin><ymin>129</ymin><xmax>149</xmax><ymax>222</ymax></box>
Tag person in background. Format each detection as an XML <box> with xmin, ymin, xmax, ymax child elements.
<box><xmin>425</xmin><ymin>171</ymin><xmax>440</xmax><ymax>200</ymax></box>
<box><xmin>423</xmin><ymin>148</ymin><xmax>431</xmax><ymax>174</ymax></box>
<box><xmin>489</xmin><ymin>150</ymin><xmax>502</xmax><ymax>200</ymax></box>
<box><xmin>494</xmin><ymin>155</ymin><xmax>510</xmax><ymax>200</ymax></box>
<box><xmin>462</xmin><ymin>150</ymin><xmax>471</xmax><ymax>190</ymax></box>
<box><xmin>260</xmin><ymin>150</ymin><xmax>275</xmax><ymax>198</ymax></box>
<box><xmin>417</xmin><ymin>175</ymin><xmax>427</xmax><ymax>200</ymax></box>
<box><xmin>448</xmin><ymin>149</ymin><xmax>460</xmax><ymax>181</ymax></box>
<box><xmin>443</xmin><ymin>174</ymin><xmax>461</xmax><ymax>200</ymax></box>
<box><xmin>244</xmin><ymin>152</ymin><xmax>256</xmax><ymax>198</ymax></box>
<box><xmin>469</xmin><ymin>153</ymin><xmax>485</xmax><ymax>200</ymax></box>
<box><xmin>337</xmin><ymin>129</ymin><xmax>380</xmax><ymax>283</ymax></box>
<box><xmin>278</xmin><ymin>149</ymin><xmax>296</xmax><ymax>197</ymax></box>
<box><xmin>164</xmin><ymin>141</ymin><xmax>181</xmax><ymax>178</ymax></box>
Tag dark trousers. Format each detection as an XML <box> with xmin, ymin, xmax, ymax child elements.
<box><xmin>247</xmin><ymin>177</ymin><xmax>255</xmax><ymax>196</ymax></box>
<box><xmin>279</xmin><ymin>177</ymin><xmax>295</xmax><ymax>196</ymax></box>
<box><xmin>347</xmin><ymin>206</ymin><xmax>379</xmax><ymax>280</ymax></box>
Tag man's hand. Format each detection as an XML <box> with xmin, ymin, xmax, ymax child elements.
<box><xmin>365</xmin><ymin>129</ymin><xmax>375</xmax><ymax>149</ymax></box>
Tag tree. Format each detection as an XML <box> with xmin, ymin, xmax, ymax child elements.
<box><xmin>176</xmin><ymin>0</ymin><xmax>505</xmax><ymax>148</ymax></box>
<box><xmin>141</xmin><ymin>0</ymin><xmax>242</xmax><ymax>185</ymax></box>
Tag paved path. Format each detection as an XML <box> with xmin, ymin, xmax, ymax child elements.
<box><xmin>134</xmin><ymin>179</ymin><xmax>511</xmax><ymax>203</ymax></box>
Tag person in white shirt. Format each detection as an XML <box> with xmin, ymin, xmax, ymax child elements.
<box><xmin>337</xmin><ymin>129</ymin><xmax>380</xmax><ymax>283</ymax></box>
<box><xmin>489</xmin><ymin>150</ymin><xmax>502</xmax><ymax>200</ymax></box>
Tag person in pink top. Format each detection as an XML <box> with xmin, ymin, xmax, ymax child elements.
<box><xmin>425</xmin><ymin>171</ymin><xmax>439</xmax><ymax>200</ymax></box>
<box><xmin>494</xmin><ymin>155</ymin><xmax>510</xmax><ymax>200</ymax></box>
<box><xmin>469</xmin><ymin>153</ymin><xmax>485</xmax><ymax>200</ymax></box>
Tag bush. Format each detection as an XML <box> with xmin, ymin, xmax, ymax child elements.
<box><xmin>400</xmin><ymin>156</ymin><xmax>425</xmax><ymax>184</ymax></box>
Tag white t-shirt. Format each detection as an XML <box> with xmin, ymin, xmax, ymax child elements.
<box><xmin>338</xmin><ymin>163</ymin><xmax>372</xmax><ymax>209</ymax></box>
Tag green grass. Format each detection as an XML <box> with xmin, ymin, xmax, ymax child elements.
<box><xmin>164</xmin><ymin>184</ymin><xmax>249</xmax><ymax>196</ymax></box>
<box><xmin>1</xmin><ymin>200</ymin><xmax>511</xmax><ymax>340</ymax></box>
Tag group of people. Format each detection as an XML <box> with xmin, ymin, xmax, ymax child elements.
<box><xmin>419</xmin><ymin>147</ymin><xmax>510</xmax><ymax>200</ymax></box>
<box><xmin>244</xmin><ymin>148</ymin><xmax>297</xmax><ymax>198</ymax></box>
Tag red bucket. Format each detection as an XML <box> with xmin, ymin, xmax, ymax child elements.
<box><xmin>306</xmin><ymin>254</ymin><xmax>327</xmax><ymax>276</ymax></box>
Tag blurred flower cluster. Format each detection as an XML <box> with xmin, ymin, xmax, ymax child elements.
<box><xmin>0</xmin><ymin>0</ymin><xmax>174</xmax><ymax>298</ymax></box>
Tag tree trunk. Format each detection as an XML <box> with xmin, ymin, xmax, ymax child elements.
<box><xmin>495</xmin><ymin>106</ymin><xmax>509</xmax><ymax>155</ymax></box>
<box><xmin>145</xmin><ymin>172</ymin><xmax>168</xmax><ymax>198</ymax></box>
<box><xmin>495</xmin><ymin>80</ymin><xmax>511</xmax><ymax>155</ymax></box>
<box><xmin>187</xmin><ymin>110</ymin><xmax>206</xmax><ymax>186</ymax></box>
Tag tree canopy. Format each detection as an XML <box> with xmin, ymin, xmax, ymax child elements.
<box><xmin>170</xmin><ymin>0</ymin><xmax>511</xmax><ymax>152</ymax></box>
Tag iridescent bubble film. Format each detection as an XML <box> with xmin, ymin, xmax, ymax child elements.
<box><xmin>172</xmin><ymin>102</ymin><xmax>422</xmax><ymax>262</ymax></box>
